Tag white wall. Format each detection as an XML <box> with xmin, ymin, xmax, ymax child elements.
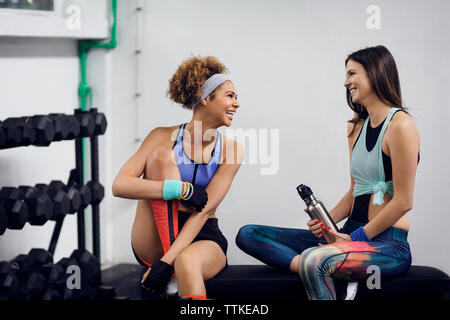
<box><xmin>1</xmin><ymin>0</ymin><xmax>449</xmax><ymax>277</ymax></box>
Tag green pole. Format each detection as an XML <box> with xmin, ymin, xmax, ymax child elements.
<box><xmin>78</xmin><ymin>0</ymin><xmax>117</xmax><ymax>184</ymax></box>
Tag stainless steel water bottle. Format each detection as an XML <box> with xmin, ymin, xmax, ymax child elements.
<box><xmin>296</xmin><ymin>184</ymin><xmax>338</xmax><ymax>243</ymax></box>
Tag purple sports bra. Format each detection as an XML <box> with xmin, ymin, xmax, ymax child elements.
<box><xmin>172</xmin><ymin>123</ymin><xmax>221</xmax><ymax>188</ymax></box>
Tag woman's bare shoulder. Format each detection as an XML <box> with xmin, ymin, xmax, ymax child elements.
<box><xmin>221</xmin><ymin>133</ymin><xmax>245</xmax><ymax>165</ymax></box>
<box><xmin>386</xmin><ymin>110</ymin><xmax>419</xmax><ymax>146</ymax></box>
<box><xmin>140</xmin><ymin>124</ymin><xmax>181</xmax><ymax>148</ymax></box>
<box><xmin>389</xmin><ymin>110</ymin><xmax>416</xmax><ymax>130</ymax></box>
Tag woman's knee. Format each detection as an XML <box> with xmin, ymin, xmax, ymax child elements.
<box><xmin>235</xmin><ymin>224</ymin><xmax>259</xmax><ymax>249</ymax></box>
<box><xmin>174</xmin><ymin>250</ymin><xmax>202</xmax><ymax>277</ymax></box>
<box><xmin>147</xmin><ymin>146</ymin><xmax>175</xmax><ymax>167</ymax></box>
<box><xmin>298</xmin><ymin>247</ymin><xmax>324</xmax><ymax>277</ymax></box>
<box><xmin>145</xmin><ymin>146</ymin><xmax>177</xmax><ymax>178</ymax></box>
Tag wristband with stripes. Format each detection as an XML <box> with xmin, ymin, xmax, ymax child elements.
<box><xmin>162</xmin><ymin>180</ymin><xmax>194</xmax><ymax>201</ymax></box>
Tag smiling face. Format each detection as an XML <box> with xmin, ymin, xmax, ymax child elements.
<box><xmin>204</xmin><ymin>80</ymin><xmax>240</xmax><ymax>127</ymax></box>
<box><xmin>344</xmin><ymin>59</ymin><xmax>374</xmax><ymax>106</ymax></box>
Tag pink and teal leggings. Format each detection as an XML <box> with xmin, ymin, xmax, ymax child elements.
<box><xmin>235</xmin><ymin>219</ymin><xmax>411</xmax><ymax>300</ymax></box>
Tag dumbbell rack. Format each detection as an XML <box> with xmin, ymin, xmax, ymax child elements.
<box><xmin>1</xmin><ymin>108</ymin><xmax>105</xmax><ymax>283</ymax></box>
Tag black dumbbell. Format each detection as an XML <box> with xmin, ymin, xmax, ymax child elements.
<box><xmin>18</xmin><ymin>186</ymin><xmax>53</xmax><ymax>226</ymax></box>
<box><xmin>20</xmin><ymin>250</ymin><xmax>65</xmax><ymax>300</ymax></box>
<box><xmin>22</xmin><ymin>115</ymin><xmax>55</xmax><ymax>147</ymax></box>
<box><xmin>46</xmin><ymin>114</ymin><xmax>70</xmax><ymax>142</ymax></box>
<box><xmin>0</xmin><ymin>121</ymin><xmax>6</xmax><ymax>148</ymax></box>
<box><xmin>73</xmin><ymin>181</ymin><xmax>103</xmax><ymax>209</ymax></box>
<box><xmin>77</xmin><ymin>185</ymin><xmax>92</xmax><ymax>210</ymax></box>
<box><xmin>14</xmin><ymin>249</ymin><xmax>53</xmax><ymax>278</ymax></box>
<box><xmin>49</xmin><ymin>113</ymin><xmax>82</xmax><ymax>141</ymax></box>
<box><xmin>66</xmin><ymin>185</ymin><xmax>81</xmax><ymax>214</ymax></box>
<box><xmin>86</xmin><ymin>181</ymin><xmax>104</xmax><ymax>205</ymax></box>
<box><xmin>39</xmin><ymin>263</ymin><xmax>65</xmax><ymax>300</ymax></box>
<box><xmin>23</xmin><ymin>272</ymin><xmax>48</xmax><ymax>300</ymax></box>
<box><xmin>74</xmin><ymin>110</ymin><xmax>95</xmax><ymax>137</ymax></box>
<box><xmin>0</xmin><ymin>261</ymin><xmax>21</xmax><ymax>300</ymax></box>
<box><xmin>23</xmin><ymin>251</ymin><xmax>53</xmax><ymax>299</ymax></box>
<box><xmin>48</xmin><ymin>181</ymin><xmax>81</xmax><ymax>214</ymax></box>
<box><xmin>2</xmin><ymin>118</ymin><xmax>36</xmax><ymax>148</ymax></box>
<box><xmin>65</xmin><ymin>115</ymin><xmax>81</xmax><ymax>140</ymax></box>
<box><xmin>35</xmin><ymin>183</ymin><xmax>70</xmax><ymax>220</ymax></box>
<box><xmin>57</xmin><ymin>257</ymin><xmax>82</xmax><ymax>300</ymax></box>
<box><xmin>70</xmin><ymin>249</ymin><xmax>101</xmax><ymax>286</ymax></box>
<box><xmin>0</xmin><ymin>187</ymin><xmax>29</xmax><ymax>230</ymax></box>
<box><xmin>71</xmin><ymin>249</ymin><xmax>100</xmax><ymax>297</ymax></box>
<box><xmin>2</xmin><ymin>249</ymin><xmax>104</xmax><ymax>300</ymax></box>
<box><xmin>89</xmin><ymin>109</ymin><xmax>107</xmax><ymax>136</ymax></box>
<box><xmin>57</xmin><ymin>252</ymin><xmax>99</xmax><ymax>300</ymax></box>
<box><xmin>95</xmin><ymin>113</ymin><xmax>107</xmax><ymax>136</ymax></box>
<box><xmin>12</xmin><ymin>248</ymin><xmax>53</xmax><ymax>300</ymax></box>
<box><xmin>0</xmin><ymin>120</ymin><xmax>21</xmax><ymax>149</ymax></box>
<box><xmin>0</xmin><ymin>205</ymin><xmax>7</xmax><ymax>235</ymax></box>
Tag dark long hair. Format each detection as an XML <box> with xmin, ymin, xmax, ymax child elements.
<box><xmin>346</xmin><ymin>45</ymin><xmax>406</xmax><ymax>136</ymax></box>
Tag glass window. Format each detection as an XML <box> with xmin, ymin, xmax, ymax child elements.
<box><xmin>0</xmin><ymin>0</ymin><xmax>53</xmax><ymax>11</ymax></box>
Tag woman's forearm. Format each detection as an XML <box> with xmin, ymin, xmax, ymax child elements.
<box><xmin>329</xmin><ymin>189</ymin><xmax>354</xmax><ymax>224</ymax></box>
<box><xmin>112</xmin><ymin>176</ymin><xmax>164</xmax><ymax>200</ymax></box>
<box><xmin>363</xmin><ymin>197</ymin><xmax>409</xmax><ymax>239</ymax></box>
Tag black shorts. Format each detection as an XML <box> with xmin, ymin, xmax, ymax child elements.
<box><xmin>132</xmin><ymin>210</ymin><xmax>228</xmax><ymax>267</ymax></box>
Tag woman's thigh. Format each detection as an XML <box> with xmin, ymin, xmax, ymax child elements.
<box><xmin>236</xmin><ymin>224</ymin><xmax>326</xmax><ymax>271</ymax></box>
<box><xmin>237</xmin><ymin>224</ymin><xmax>325</xmax><ymax>254</ymax></box>
<box><xmin>175</xmin><ymin>240</ymin><xmax>227</xmax><ymax>280</ymax></box>
<box><xmin>301</xmin><ymin>240</ymin><xmax>411</xmax><ymax>281</ymax></box>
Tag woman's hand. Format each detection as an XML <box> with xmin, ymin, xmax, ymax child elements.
<box><xmin>180</xmin><ymin>185</ymin><xmax>208</xmax><ymax>212</ymax></box>
<box><xmin>141</xmin><ymin>260</ymin><xmax>173</xmax><ymax>294</ymax></box>
<box><xmin>327</xmin><ymin>229</ymin><xmax>352</xmax><ymax>243</ymax></box>
<box><xmin>306</xmin><ymin>210</ymin><xmax>326</xmax><ymax>238</ymax></box>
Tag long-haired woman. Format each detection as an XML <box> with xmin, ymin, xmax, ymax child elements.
<box><xmin>236</xmin><ymin>45</ymin><xmax>420</xmax><ymax>300</ymax></box>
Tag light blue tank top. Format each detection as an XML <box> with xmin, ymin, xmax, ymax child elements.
<box><xmin>172</xmin><ymin>123</ymin><xmax>221</xmax><ymax>189</ymax></box>
<box><xmin>351</xmin><ymin>107</ymin><xmax>400</xmax><ymax>205</ymax></box>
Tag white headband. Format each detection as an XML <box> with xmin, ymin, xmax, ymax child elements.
<box><xmin>191</xmin><ymin>73</ymin><xmax>231</xmax><ymax>108</ymax></box>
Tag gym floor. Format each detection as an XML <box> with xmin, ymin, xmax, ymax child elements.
<box><xmin>102</xmin><ymin>264</ymin><xmax>149</xmax><ymax>300</ymax></box>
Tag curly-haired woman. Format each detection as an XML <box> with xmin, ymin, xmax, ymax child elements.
<box><xmin>113</xmin><ymin>55</ymin><xmax>244</xmax><ymax>300</ymax></box>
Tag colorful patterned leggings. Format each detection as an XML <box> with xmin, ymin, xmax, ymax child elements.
<box><xmin>235</xmin><ymin>219</ymin><xmax>412</xmax><ymax>300</ymax></box>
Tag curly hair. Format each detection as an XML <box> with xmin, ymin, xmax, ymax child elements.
<box><xmin>167</xmin><ymin>55</ymin><xmax>229</xmax><ymax>110</ymax></box>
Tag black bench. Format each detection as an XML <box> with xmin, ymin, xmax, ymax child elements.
<box><xmin>102</xmin><ymin>264</ymin><xmax>450</xmax><ymax>300</ymax></box>
<box><xmin>205</xmin><ymin>265</ymin><xmax>450</xmax><ymax>300</ymax></box>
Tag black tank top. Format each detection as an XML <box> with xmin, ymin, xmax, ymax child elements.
<box><xmin>350</xmin><ymin>110</ymin><xmax>420</xmax><ymax>223</ymax></box>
